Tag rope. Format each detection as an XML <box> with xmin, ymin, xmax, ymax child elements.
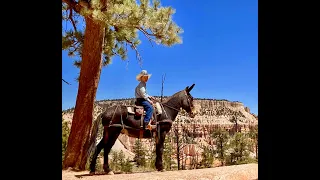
<box><xmin>109</xmin><ymin>105</ymin><xmax>119</xmax><ymax>126</ymax></box>
<box><xmin>161</xmin><ymin>103</ymin><xmax>180</xmax><ymax>112</ymax></box>
<box><xmin>160</xmin><ymin>103</ymin><xmax>169</xmax><ymax>119</ymax></box>
<box><xmin>120</xmin><ymin>113</ymin><xmax>124</xmax><ymax>130</ymax></box>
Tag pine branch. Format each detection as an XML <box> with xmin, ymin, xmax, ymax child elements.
<box><xmin>138</xmin><ymin>27</ymin><xmax>164</xmax><ymax>38</ymax></box>
<box><xmin>68</xmin><ymin>8</ymin><xmax>77</xmax><ymax>32</ymax></box>
<box><xmin>112</xmin><ymin>50</ymin><xmax>120</xmax><ymax>56</ymax></box>
<box><xmin>125</xmin><ymin>38</ymin><xmax>142</xmax><ymax>67</ymax></box>
<box><xmin>137</xmin><ymin>27</ymin><xmax>154</xmax><ymax>47</ymax></box>
<box><xmin>62</xmin><ymin>79</ymin><xmax>71</xmax><ymax>85</ymax></box>
<box><xmin>113</xmin><ymin>25</ymin><xmax>163</xmax><ymax>45</ymax></box>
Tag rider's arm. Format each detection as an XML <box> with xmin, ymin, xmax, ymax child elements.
<box><xmin>139</xmin><ymin>85</ymin><xmax>152</xmax><ymax>102</ymax></box>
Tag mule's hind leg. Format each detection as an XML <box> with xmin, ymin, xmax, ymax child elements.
<box><xmin>89</xmin><ymin>137</ymin><xmax>105</xmax><ymax>174</ymax></box>
<box><xmin>102</xmin><ymin>127</ymin><xmax>121</xmax><ymax>174</ymax></box>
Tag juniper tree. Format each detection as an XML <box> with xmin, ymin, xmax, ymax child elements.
<box><xmin>62</xmin><ymin>0</ymin><xmax>183</xmax><ymax>170</ymax></box>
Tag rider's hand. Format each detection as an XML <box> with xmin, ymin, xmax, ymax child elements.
<box><xmin>149</xmin><ymin>100</ymin><xmax>154</xmax><ymax>105</ymax></box>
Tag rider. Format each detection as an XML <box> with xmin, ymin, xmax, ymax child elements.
<box><xmin>135</xmin><ymin>70</ymin><xmax>156</xmax><ymax>130</ymax></box>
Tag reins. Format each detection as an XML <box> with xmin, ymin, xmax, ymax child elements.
<box><xmin>157</xmin><ymin>90</ymin><xmax>192</xmax><ymax>115</ymax></box>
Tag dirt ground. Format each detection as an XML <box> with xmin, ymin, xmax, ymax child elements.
<box><xmin>62</xmin><ymin>163</ymin><xmax>258</xmax><ymax>180</ymax></box>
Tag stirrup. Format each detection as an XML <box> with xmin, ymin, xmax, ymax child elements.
<box><xmin>146</xmin><ymin>123</ymin><xmax>156</xmax><ymax>130</ymax></box>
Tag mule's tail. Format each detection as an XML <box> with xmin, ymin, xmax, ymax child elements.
<box><xmin>85</xmin><ymin>113</ymin><xmax>103</xmax><ymax>161</ymax></box>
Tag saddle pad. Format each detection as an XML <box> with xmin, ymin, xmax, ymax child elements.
<box><xmin>127</xmin><ymin>106</ymin><xmax>146</xmax><ymax>115</ymax></box>
<box><xmin>155</xmin><ymin>102</ymin><xmax>162</xmax><ymax>115</ymax></box>
<box><xmin>127</xmin><ymin>107</ymin><xmax>135</xmax><ymax>114</ymax></box>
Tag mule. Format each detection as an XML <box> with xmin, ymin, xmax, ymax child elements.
<box><xmin>88</xmin><ymin>84</ymin><xmax>197</xmax><ymax>174</ymax></box>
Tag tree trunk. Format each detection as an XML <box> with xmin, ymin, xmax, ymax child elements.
<box><xmin>256</xmin><ymin>142</ymin><xmax>258</xmax><ymax>160</ymax></box>
<box><xmin>220</xmin><ymin>140</ymin><xmax>224</xmax><ymax>166</ymax></box>
<box><xmin>235</xmin><ymin>121</ymin><xmax>238</xmax><ymax>132</ymax></box>
<box><xmin>63</xmin><ymin>16</ymin><xmax>105</xmax><ymax>170</ymax></box>
<box><xmin>176</xmin><ymin>131</ymin><xmax>180</xmax><ymax>170</ymax></box>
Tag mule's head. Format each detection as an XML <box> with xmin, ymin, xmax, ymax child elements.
<box><xmin>180</xmin><ymin>84</ymin><xmax>198</xmax><ymax>118</ymax></box>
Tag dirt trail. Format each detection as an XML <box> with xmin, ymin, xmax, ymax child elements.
<box><xmin>62</xmin><ymin>163</ymin><xmax>258</xmax><ymax>180</ymax></box>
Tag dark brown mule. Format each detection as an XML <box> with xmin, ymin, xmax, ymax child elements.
<box><xmin>88</xmin><ymin>84</ymin><xmax>197</xmax><ymax>174</ymax></box>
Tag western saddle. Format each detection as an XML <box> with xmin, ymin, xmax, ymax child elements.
<box><xmin>126</xmin><ymin>101</ymin><xmax>162</xmax><ymax>131</ymax></box>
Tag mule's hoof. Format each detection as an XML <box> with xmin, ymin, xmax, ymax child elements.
<box><xmin>107</xmin><ymin>171</ymin><xmax>114</xmax><ymax>175</ymax></box>
<box><xmin>103</xmin><ymin>165</ymin><xmax>113</xmax><ymax>175</ymax></box>
<box><xmin>89</xmin><ymin>172</ymin><xmax>95</xmax><ymax>176</ymax></box>
<box><xmin>158</xmin><ymin>169</ymin><xmax>166</xmax><ymax>172</ymax></box>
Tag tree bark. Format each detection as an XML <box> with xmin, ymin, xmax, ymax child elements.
<box><xmin>220</xmin><ymin>139</ymin><xmax>224</xmax><ymax>166</ymax></box>
<box><xmin>63</xmin><ymin>16</ymin><xmax>105</xmax><ymax>170</ymax></box>
<box><xmin>175</xmin><ymin>130</ymin><xmax>180</xmax><ymax>170</ymax></box>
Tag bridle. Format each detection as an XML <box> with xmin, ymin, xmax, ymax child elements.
<box><xmin>159</xmin><ymin>90</ymin><xmax>193</xmax><ymax>117</ymax></box>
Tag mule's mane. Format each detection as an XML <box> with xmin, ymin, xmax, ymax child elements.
<box><xmin>161</xmin><ymin>90</ymin><xmax>186</xmax><ymax>110</ymax></box>
<box><xmin>162</xmin><ymin>90</ymin><xmax>184</xmax><ymax>103</ymax></box>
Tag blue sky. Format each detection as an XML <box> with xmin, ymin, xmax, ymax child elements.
<box><xmin>62</xmin><ymin>0</ymin><xmax>258</xmax><ymax>115</ymax></box>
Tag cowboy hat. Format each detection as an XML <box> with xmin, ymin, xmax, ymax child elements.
<box><xmin>136</xmin><ymin>70</ymin><xmax>152</xmax><ymax>81</ymax></box>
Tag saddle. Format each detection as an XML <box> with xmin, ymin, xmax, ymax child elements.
<box><xmin>126</xmin><ymin>101</ymin><xmax>163</xmax><ymax>130</ymax></box>
<box><xmin>127</xmin><ymin>101</ymin><xmax>162</xmax><ymax>117</ymax></box>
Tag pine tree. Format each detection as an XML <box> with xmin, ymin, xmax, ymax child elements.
<box><xmin>173</xmin><ymin>122</ymin><xmax>187</xmax><ymax>170</ymax></box>
<box><xmin>230</xmin><ymin>115</ymin><xmax>239</xmax><ymax>134</ymax></box>
<box><xmin>248</xmin><ymin>125</ymin><xmax>258</xmax><ymax>160</ymax></box>
<box><xmin>163</xmin><ymin>136</ymin><xmax>175</xmax><ymax>170</ymax></box>
<box><xmin>133</xmin><ymin>139</ymin><xmax>147</xmax><ymax>167</ymax></box>
<box><xmin>145</xmin><ymin>138</ymin><xmax>156</xmax><ymax>169</ymax></box>
<box><xmin>110</xmin><ymin>151</ymin><xmax>120</xmax><ymax>171</ymax></box>
<box><xmin>122</xmin><ymin>157</ymin><xmax>133</xmax><ymax>173</ymax></box>
<box><xmin>227</xmin><ymin>132</ymin><xmax>252</xmax><ymax>165</ymax></box>
<box><xmin>62</xmin><ymin>0</ymin><xmax>183</xmax><ymax>170</ymax></box>
<box><xmin>189</xmin><ymin>123</ymin><xmax>198</xmax><ymax>169</ymax></box>
<box><xmin>118</xmin><ymin>150</ymin><xmax>126</xmax><ymax>172</ymax></box>
<box><xmin>62</xmin><ymin>119</ymin><xmax>71</xmax><ymax>162</ymax></box>
<box><xmin>211</xmin><ymin>127</ymin><xmax>229</xmax><ymax>166</ymax></box>
<box><xmin>200</xmin><ymin>145</ymin><xmax>214</xmax><ymax>168</ymax></box>
<box><xmin>147</xmin><ymin>147</ymin><xmax>156</xmax><ymax>169</ymax></box>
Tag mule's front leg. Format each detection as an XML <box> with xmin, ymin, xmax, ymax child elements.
<box><xmin>155</xmin><ymin>130</ymin><xmax>167</xmax><ymax>171</ymax></box>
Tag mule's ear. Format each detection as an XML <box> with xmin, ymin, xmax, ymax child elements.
<box><xmin>185</xmin><ymin>86</ymin><xmax>189</xmax><ymax>91</ymax></box>
<box><xmin>187</xmin><ymin>84</ymin><xmax>195</xmax><ymax>92</ymax></box>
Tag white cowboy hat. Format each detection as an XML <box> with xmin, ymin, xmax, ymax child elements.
<box><xmin>136</xmin><ymin>70</ymin><xmax>152</xmax><ymax>81</ymax></box>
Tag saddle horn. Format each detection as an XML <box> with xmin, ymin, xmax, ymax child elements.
<box><xmin>187</xmin><ymin>84</ymin><xmax>195</xmax><ymax>92</ymax></box>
